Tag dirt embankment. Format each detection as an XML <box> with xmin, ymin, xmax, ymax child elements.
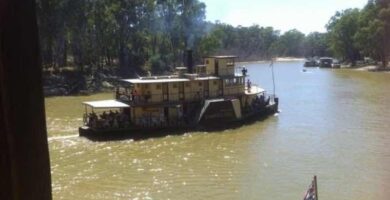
<box><xmin>43</xmin><ymin>69</ymin><xmax>118</xmax><ymax>96</ymax></box>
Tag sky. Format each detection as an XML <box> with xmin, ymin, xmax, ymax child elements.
<box><xmin>202</xmin><ymin>0</ymin><xmax>368</xmax><ymax>34</ymax></box>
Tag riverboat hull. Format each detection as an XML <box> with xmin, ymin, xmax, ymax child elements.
<box><xmin>79</xmin><ymin>101</ymin><xmax>278</xmax><ymax>139</ymax></box>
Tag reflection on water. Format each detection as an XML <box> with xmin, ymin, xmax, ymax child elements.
<box><xmin>47</xmin><ymin>61</ymin><xmax>390</xmax><ymax>199</ymax></box>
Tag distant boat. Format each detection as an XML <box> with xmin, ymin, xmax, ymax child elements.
<box><xmin>319</xmin><ymin>57</ymin><xmax>333</xmax><ymax>68</ymax></box>
<box><xmin>304</xmin><ymin>59</ymin><xmax>319</xmax><ymax>67</ymax></box>
<box><xmin>331</xmin><ymin>59</ymin><xmax>341</xmax><ymax>68</ymax></box>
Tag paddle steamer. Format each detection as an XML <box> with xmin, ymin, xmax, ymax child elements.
<box><xmin>79</xmin><ymin>51</ymin><xmax>278</xmax><ymax>137</ymax></box>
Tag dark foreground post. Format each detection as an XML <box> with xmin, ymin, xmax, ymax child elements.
<box><xmin>0</xmin><ymin>0</ymin><xmax>52</xmax><ymax>199</ymax></box>
<box><xmin>314</xmin><ymin>175</ymin><xmax>318</xmax><ymax>200</ymax></box>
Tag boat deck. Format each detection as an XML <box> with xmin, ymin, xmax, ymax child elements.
<box><xmin>245</xmin><ymin>85</ymin><xmax>265</xmax><ymax>95</ymax></box>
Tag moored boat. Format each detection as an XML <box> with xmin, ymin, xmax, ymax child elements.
<box><xmin>331</xmin><ymin>59</ymin><xmax>341</xmax><ymax>68</ymax></box>
<box><xmin>304</xmin><ymin>58</ymin><xmax>319</xmax><ymax>67</ymax></box>
<box><xmin>319</xmin><ymin>57</ymin><xmax>333</xmax><ymax>68</ymax></box>
<box><xmin>79</xmin><ymin>51</ymin><xmax>279</xmax><ymax>138</ymax></box>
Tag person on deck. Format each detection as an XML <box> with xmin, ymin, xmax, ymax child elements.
<box><xmin>241</xmin><ymin>67</ymin><xmax>247</xmax><ymax>76</ymax></box>
<box><xmin>130</xmin><ymin>89</ymin><xmax>134</xmax><ymax>101</ymax></box>
<box><xmin>101</xmin><ymin>111</ymin><xmax>108</xmax><ymax>119</ymax></box>
<box><xmin>115</xmin><ymin>87</ymin><xmax>120</xmax><ymax>99</ymax></box>
<box><xmin>112</xmin><ymin>118</ymin><xmax>119</xmax><ymax>128</ymax></box>
<box><xmin>131</xmin><ymin>89</ymin><xmax>138</xmax><ymax>102</ymax></box>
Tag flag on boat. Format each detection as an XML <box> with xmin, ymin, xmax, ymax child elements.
<box><xmin>303</xmin><ymin>176</ymin><xmax>318</xmax><ymax>200</ymax></box>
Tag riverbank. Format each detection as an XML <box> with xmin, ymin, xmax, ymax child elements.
<box><xmin>237</xmin><ymin>57</ymin><xmax>305</xmax><ymax>64</ymax></box>
<box><xmin>43</xmin><ymin>68</ymin><xmax>118</xmax><ymax>96</ymax></box>
<box><xmin>354</xmin><ymin>65</ymin><xmax>390</xmax><ymax>73</ymax></box>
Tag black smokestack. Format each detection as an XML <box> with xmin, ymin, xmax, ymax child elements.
<box><xmin>186</xmin><ymin>49</ymin><xmax>193</xmax><ymax>73</ymax></box>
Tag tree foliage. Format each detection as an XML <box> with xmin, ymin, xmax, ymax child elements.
<box><xmin>355</xmin><ymin>0</ymin><xmax>390</xmax><ymax>67</ymax></box>
<box><xmin>36</xmin><ymin>0</ymin><xmax>208</xmax><ymax>77</ymax></box>
<box><xmin>271</xmin><ymin>29</ymin><xmax>305</xmax><ymax>57</ymax></box>
<box><xmin>326</xmin><ymin>0</ymin><xmax>390</xmax><ymax>67</ymax></box>
<box><xmin>327</xmin><ymin>9</ymin><xmax>362</xmax><ymax>64</ymax></box>
<box><xmin>303</xmin><ymin>32</ymin><xmax>330</xmax><ymax>57</ymax></box>
<box><xmin>202</xmin><ymin>23</ymin><xmax>284</xmax><ymax>60</ymax></box>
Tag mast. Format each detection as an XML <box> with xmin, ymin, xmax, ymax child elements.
<box><xmin>270</xmin><ymin>58</ymin><xmax>276</xmax><ymax>96</ymax></box>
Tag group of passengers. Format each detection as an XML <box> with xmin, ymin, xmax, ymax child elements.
<box><xmin>251</xmin><ymin>94</ymin><xmax>269</xmax><ymax>108</ymax></box>
<box><xmin>86</xmin><ymin>110</ymin><xmax>129</xmax><ymax>129</ymax></box>
<box><xmin>136</xmin><ymin>111</ymin><xmax>185</xmax><ymax>128</ymax></box>
<box><xmin>115</xmin><ymin>88</ymin><xmax>139</xmax><ymax>102</ymax></box>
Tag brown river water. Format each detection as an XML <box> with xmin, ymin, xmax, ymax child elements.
<box><xmin>46</xmin><ymin>61</ymin><xmax>390</xmax><ymax>200</ymax></box>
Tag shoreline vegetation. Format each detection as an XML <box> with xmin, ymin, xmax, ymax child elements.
<box><xmin>38</xmin><ymin>0</ymin><xmax>389</xmax><ymax>96</ymax></box>
<box><xmin>237</xmin><ymin>57</ymin><xmax>305</xmax><ymax>64</ymax></box>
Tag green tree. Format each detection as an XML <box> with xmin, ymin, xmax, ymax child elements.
<box><xmin>204</xmin><ymin>23</ymin><xmax>280</xmax><ymax>60</ymax></box>
<box><xmin>326</xmin><ymin>9</ymin><xmax>361</xmax><ymax>65</ymax></box>
<box><xmin>271</xmin><ymin>29</ymin><xmax>305</xmax><ymax>57</ymax></box>
<box><xmin>198</xmin><ymin>34</ymin><xmax>220</xmax><ymax>56</ymax></box>
<box><xmin>355</xmin><ymin>0</ymin><xmax>390</xmax><ymax>68</ymax></box>
<box><xmin>303</xmin><ymin>32</ymin><xmax>330</xmax><ymax>57</ymax></box>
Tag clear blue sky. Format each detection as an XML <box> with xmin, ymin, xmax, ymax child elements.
<box><xmin>201</xmin><ymin>0</ymin><xmax>367</xmax><ymax>34</ymax></box>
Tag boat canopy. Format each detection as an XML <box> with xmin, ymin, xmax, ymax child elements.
<box><xmin>82</xmin><ymin>100</ymin><xmax>129</xmax><ymax>108</ymax></box>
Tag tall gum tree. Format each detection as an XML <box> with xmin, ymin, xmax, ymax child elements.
<box><xmin>355</xmin><ymin>0</ymin><xmax>390</xmax><ymax>68</ymax></box>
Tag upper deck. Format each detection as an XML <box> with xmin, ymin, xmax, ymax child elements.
<box><xmin>121</xmin><ymin>76</ymin><xmax>220</xmax><ymax>84</ymax></box>
<box><xmin>114</xmin><ymin>55</ymin><xmax>262</xmax><ymax>106</ymax></box>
